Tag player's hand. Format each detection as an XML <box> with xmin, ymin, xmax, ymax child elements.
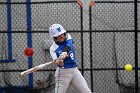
<box><xmin>55</xmin><ymin>59</ymin><xmax>64</xmax><ymax>67</ymax></box>
<box><xmin>59</xmin><ymin>52</ymin><xmax>68</xmax><ymax>60</ymax></box>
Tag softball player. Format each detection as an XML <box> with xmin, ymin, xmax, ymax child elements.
<box><xmin>49</xmin><ymin>24</ymin><xmax>92</xmax><ymax>93</ymax></box>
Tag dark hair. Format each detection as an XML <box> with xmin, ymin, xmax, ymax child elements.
<box><xmin>53</xmin><ymin>33</ymin><xmax>66</xmax><ymax>41</ymax></box>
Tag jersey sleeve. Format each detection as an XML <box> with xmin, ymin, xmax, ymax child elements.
<box><xmin>50</xmin><ymin>47</ymin><xmax>57</xmax><ymax>60</ymax></box>
<box><xmin>66</xmin><ymin>33</ymin><xmax>74</xmax><ymax>48</ymax></box>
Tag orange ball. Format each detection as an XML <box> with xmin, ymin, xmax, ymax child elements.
<box><xmin>24</xmin><ymin>47</ymin><xmax>34</xmax><ymax>57</ymax></box>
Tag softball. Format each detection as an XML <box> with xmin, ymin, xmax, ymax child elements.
<box><xmin>124</xmin><ymin>64</ymin><xmax>133</xmax><ymax>71</ymax></box>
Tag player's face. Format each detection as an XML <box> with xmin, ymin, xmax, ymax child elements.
<box><xmin>55</xmin><ymin>34</ymin><xmax>66</xmax><ymax>42</ymax></box>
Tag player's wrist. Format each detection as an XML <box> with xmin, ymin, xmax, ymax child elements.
<box><xmin>55</xmin><ymin>59</ymin><xmax>64</xmax><ymax>66</ymax></box>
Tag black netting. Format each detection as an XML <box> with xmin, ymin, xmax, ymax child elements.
<box><xmin>91</xmin><ymin>2</ymin><xmax>134</xmax><ymax>30</ymax></box>
<box><xmin>31</xmin><ymin>2</ymin><xmax>81</xmax><ymax>31</ymax></box>
<box><xmin>138</xmin><ymin>2</ymin><xmax>140</xmax><ymax>30</ymax></box>
<box><xmin>0</xmin><ymin>0</ymin><xmax>140</xmax><ymax>93</ymax></box>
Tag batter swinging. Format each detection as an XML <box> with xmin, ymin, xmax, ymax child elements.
<box><xmin>49</xmin><ymin>24</ymin><xmax>92</xmax><ymax>93</ymax></box>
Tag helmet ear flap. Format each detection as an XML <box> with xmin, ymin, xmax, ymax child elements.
<box><xmin>53</xmin><ymin>37</ymin><xmax>57</xmax><ymax>41</ymax></box>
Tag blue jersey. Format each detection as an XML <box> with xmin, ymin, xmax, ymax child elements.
<box><xmin>50</xmin><ymin>33</ymin><xmax>77</xmax><ymax>68</ymax></box>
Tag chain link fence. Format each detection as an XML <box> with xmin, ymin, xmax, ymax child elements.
<box><xmin>0</xmin><ymin>0</ymin><xmax>140</xmax><ymax>93</ymax></box>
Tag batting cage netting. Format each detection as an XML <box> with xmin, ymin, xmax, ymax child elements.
<box><xmin>0</xmin><ymin>0</ymin><xmax>140</xmax><ymax>93</ymax></box>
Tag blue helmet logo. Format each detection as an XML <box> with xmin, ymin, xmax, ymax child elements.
<box><xmin>57</xmin><ymin>27</ymin><xmax>61</xmax><ymax>32</ymax></box>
